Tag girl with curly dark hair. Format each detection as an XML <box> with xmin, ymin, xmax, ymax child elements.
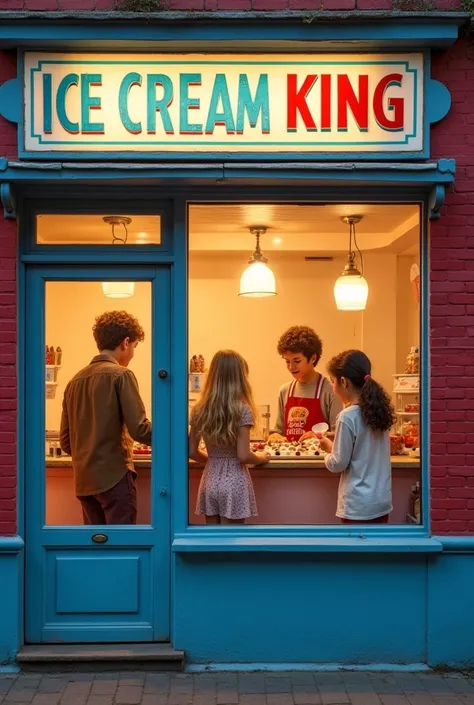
<box><xmin>318</xmin><ymin>350</ymin><xmax>396</xmax><ymax>524</ymax></box>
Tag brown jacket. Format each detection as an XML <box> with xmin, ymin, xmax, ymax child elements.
<box><xmin>60</xmin><ymin>354</ymin><xmax>152</xmax><ymax>496</ymax></box>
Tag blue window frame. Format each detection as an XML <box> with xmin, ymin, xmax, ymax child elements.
<box><xmin>9</xmin><ymin>163</ymin><xmax>453</xmax><ymax>554</ymax></box>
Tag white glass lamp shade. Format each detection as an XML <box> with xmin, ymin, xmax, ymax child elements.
<box><xmin>101</xmin><ymin>281</ymin><xmax>135</xmax><ymax>299</ymax></box>
<box><xmin>334</xmin><ymin>273</ymin><xmax>369</xmax><ymax>311</ymax></box>
<box><xmin>239</xmin><ymin>261</ymin><xmax>277</xmax><ymax>298</ymax></box>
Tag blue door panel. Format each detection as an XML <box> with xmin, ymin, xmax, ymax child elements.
<box><xmin>25</xmin><ymin>265</ymin><xmax>171</xmax><ymax>643</ymax></box>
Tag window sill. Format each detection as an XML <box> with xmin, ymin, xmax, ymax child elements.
<box><xmin>172</xmin><ymin>535</ymin><xmax>443</xmax><ymax>554</ymax></box>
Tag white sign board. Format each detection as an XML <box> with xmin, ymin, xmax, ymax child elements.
<box><xmin>23</xmin><ymin>52</ymin><xmax>424</xmax><ymax>155</ymax></box>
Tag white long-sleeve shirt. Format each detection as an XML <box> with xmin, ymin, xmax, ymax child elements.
<box><xmin>325</xmin><ymin>405</ymin><xmax>392</xmax><ymax>520</ymax></box>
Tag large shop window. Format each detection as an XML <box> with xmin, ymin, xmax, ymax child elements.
<box><xmin>187</xmin><ymin>203</ymin><xmax>422</xmax><ymax>527</ymax></box>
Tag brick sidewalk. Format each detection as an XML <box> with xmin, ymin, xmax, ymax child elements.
<box><xmin>1</xmin><ymin>671</ymin><xmax>474</xmax><ymax>705</ymax></box>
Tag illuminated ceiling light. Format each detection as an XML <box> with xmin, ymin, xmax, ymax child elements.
<box><xmin>101</xmin><ymin>216</ymin><xmax>135</xmax><ymax>299</ymax></box>
<box><xmin>334</xmin><ymin>215</ymin><xmax>369</xmax><ymax>311</ymax></box>
<box><xmin>239</xmin><ymin>226</ymin><xmax>277</xmax><ymax>298</ymax></box>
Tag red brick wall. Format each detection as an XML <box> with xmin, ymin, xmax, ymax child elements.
<box><xmin>0</xmin><ymin>49</ymin><xmax>18</xmax><ymax>536</ymax></box>
<box><xmin>0</xmin><ymin>19</ymin><xmax>471</xmax><ymax>535</ymax></box>
<box><xmin>430</xmin><ymin>39</ymin><xmax>474</xmax><ymax>535</ymax></box>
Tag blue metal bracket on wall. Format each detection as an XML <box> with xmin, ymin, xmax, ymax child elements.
<box><xmin>0</xmin><ymin>183</ymin><xmax>16</xmax><ymax>219</ymax></box>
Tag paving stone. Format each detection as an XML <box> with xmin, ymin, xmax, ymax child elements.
<box><xmin>2</xmin><ymin>691</ymin><xmax>35</xmax><ymax>703</ymax></box>
<box><xmin>89</xmin><ymin>681</ymin><xmax>117</xmax><ymax>696</ymax></box>
<box><xmin>446</xmin><ymin>678</ymin><xmax>474</xmax><ymax>695</ymax></box>
<box><xmin>266</xmin><ymin>694</ymin><xmax>295</xmax><ymax>705</ymax></box>
<box><xmin>141</xmin><ymin>696</ymin><xmax>168</xmax><ymax>705</ymax></box>
<box><xmin>265</xmin><ymin>677</ymin><xmax>292</xmax><ymax>693</ymax></box>
<box><xmin>287</xmin><ymin>673</ymin><xmax>316</xmax><ymax>687</ymax></box>
<box><xmin>317</xmin><ymin>683</ymin><xmax>350</xmax><ymax>705</ymax></box>
<box><xmin>238</xmin><ymin>696</ymin><xmax>267</xmax><ymax>705</ymax></box>
<box><xmin>32</xmin><ymin>694</ymin><xmax>61</xmax><ymax>705</ymax></box>
<box><xmin>239</xmin><ymin>676</ymin><xmax>266</xmax><ymax>694</ymax></box>
<box><xmin>292</xmin><ymin>685</ymin><xmax>322</xmax><ymax>704</ymax></box>
<box><xmin>37</xmin><ymin>679</ymin><xmax>68</xmax><ymax>694</ymax></box>
<box><xmin>119</xmin><ymin>673</ymin><xmax>146</xmax><ymax>687</ymax></box>
<box><xmin>85</xmin><ymin>698</ymin><xmax>114</xmax><ymax>705</ymax></box>
<box><xmin>348</xmin><ymin>693</ymin><xmax>382</xmax><ymax>705</ymax></box>
<box><xmin>114</xmin><ymin>685</ymin><xmax>143</xmax><ymax>705</ymax></box>
<box><xmin>379</xmin><ymin>696</ymin><xmax>412</xmax><ymax>705</ymax></box>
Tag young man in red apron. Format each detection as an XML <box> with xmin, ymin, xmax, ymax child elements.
<box><xmin>268</xmin><ymin>325</ymin><xmax>343</xmax><ymax>442</ymax></box>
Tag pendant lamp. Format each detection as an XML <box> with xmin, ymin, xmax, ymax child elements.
<box><xmin>239</xmin><ymin>226</ymin><xmax>277</xmax><ymax>298</ymax></box>
<box><xmin>101</xmin><ymin>216</ymin><xmax>135</xmax><ymax>299</ymax></box>
<box><xmin>334</xmin><ymin>215</ymin><xmax>369</xmax><ymax>311</ymax></box>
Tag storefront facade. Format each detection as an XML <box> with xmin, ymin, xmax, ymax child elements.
<box><xmin>0</xmin><ymin>8</ymin><xmax>473</xmax><ymax>669</ymax></box>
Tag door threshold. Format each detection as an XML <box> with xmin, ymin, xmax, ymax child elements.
<box><xmin>17</xmin><ymin>643</ymin><xmax>185</xmax><ymax>672</ymax></box>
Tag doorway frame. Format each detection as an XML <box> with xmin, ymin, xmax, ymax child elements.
<box><xmin>18</xmin><ymin>196</ymin><xmax>177</xmax><ymax>643</ymax></box>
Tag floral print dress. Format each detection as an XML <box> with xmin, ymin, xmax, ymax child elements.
<box><xmin>194</xmin><ymin>406</ymin><xmax>258</xmax><ymax>520</ymax></box>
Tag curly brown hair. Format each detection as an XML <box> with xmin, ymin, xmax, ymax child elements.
<box><xmin>327</xmin><ymin>350</ymin><xmax>396</xmax><ymax>433</ymax></box>
<box><xmin>93</xmin><ymin>311</ymin><xmax>145</xmax><ymax>351</ymax></box>
<box><xmin>277</xmin><ymin>326</ymin><xmax>323</xmax><ymax>366</ymax></box>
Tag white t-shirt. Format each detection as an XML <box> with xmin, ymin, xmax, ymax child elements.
<box><xmin>324</xmin><ymin>405</ymin><xmax>392</xmax><ymax>520</ymax></box>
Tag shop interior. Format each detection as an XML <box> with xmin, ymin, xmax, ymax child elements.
<box><xmin>42</xmin><ymin>203</ymin><xmax>421</xmax><ymax>526</ymax></box>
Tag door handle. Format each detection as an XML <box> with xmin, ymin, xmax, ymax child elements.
<box><xmin>158</xmin><ymin>369</ymin><xmax>168</xmax><ymax>379</ymax></box>
<box><xmin>160</xmin><ymin>488</ymin><xmax>168</xmax><ymax>497</ymax></box>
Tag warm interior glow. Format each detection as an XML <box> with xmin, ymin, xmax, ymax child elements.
<box><xmin>334</xmin><ymin>274</ymin><xmax>369</xmax><ymax>311</ymax></box>
<box><xmin>101</xmin><ymin>282</ymin><xmax>135</xmax><ymax>299</ymax></box>
<box><xmin>239</xmin><ymin>261</ymin><xmax>277</xmax><ymax>298</ymax></box>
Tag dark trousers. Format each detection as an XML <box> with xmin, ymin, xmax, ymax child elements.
<box><xmin>78</xmin><ymin>471</ymin><xmax>137</xmax><ymax>525</ymax></box>
<box><xmin>341</xmin><ymin>514</ymin><xmax>389</xmax><ymax>525</ymax></box>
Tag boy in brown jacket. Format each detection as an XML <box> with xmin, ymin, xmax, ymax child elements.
<box><xmin>60</xmin><ymin>311</ymin><xmax>151</xmax><ymax>525</ymax></box>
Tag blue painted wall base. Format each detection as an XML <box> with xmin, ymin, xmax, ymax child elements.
<box><xmin>0</xmin><ymin>539</ymin><xmax>473</xmax><ymax>667</ymax></box>
<box><xmin>172</xmin><ymin>549</ymin><xmax>474</xmax><ymax>668</ymax></box>
<box><xmin>0</xmin><ymin>538</ymin><xmax>23</xmax><ymax>668</ymax></box>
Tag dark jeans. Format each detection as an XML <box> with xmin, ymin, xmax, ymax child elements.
<box><xmin>78</xmin><ymin>471</ymin><xmax>137</xmax><ymax>525</ymax></box>
<box><xmin>341</xmin><ymin>514</ymin><xmax>389</xmax><ymax>525</ymax></box>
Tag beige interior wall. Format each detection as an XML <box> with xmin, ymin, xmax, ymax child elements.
<box><xmin>396</xmin><ymin>255</ymin><xmax>420</xmax><ymax>374</ymax></box>
<box><xmin>44</xmin><ymin>250</ymin><xmax>419</xmax><ymax>433</ymax></box>
<box><xmin>45</xmin><ymin>281</ymin><xmax>152</xmax><ymax>431</ymax></box>
<box><xmin>189</xmin><ymin>252</ymin><xmax>401</xmax><ymax>425</ymax></box>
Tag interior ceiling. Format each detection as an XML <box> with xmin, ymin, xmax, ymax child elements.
<box><xmin>188</xmin><ymin>204</ymin><xmax>420</xmax><ymax>256</ymax></box>
<box><xmin>36</xmin><ymin>204</ymin><xmax>420</xmax><ymax>255</ymax></box>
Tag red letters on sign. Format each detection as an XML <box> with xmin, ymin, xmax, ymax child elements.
<box><xmin>337</xmin><ymin>74</ymin><xmax>369</xmax><ymax>131</ymax></box>
<box><xmin>287</xmin><ymin>74</ymin><xmax>318</xmax><ymax>131</ymax></box>
<box><xmin>373</xmin><ymin>73</ymin><xmax>404</xmax><ymax>131</ymax></box>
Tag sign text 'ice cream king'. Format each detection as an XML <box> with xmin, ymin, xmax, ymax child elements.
<box><xmin>24</xmin><ymin>53</ymin><xmax>424</xmax><ymax>155</ymax></box>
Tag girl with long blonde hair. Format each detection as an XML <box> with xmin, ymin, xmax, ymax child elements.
<box><xmin>189</xmin><ymin>350</ymin><xmax>270</xmax><ymax>524</ymax></box>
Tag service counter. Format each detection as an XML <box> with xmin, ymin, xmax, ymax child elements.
<box><xmin>45</xmin><ymin>456</ymin><xmax>420</xmax><ymax>525</ymax></box>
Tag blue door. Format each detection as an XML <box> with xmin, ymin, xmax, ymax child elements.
<box><xmin>24</xmin><ymin>265</ymin><xmax>171</xmax><ymax>643</ymax></box>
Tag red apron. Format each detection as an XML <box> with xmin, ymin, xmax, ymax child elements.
<box><xmin>284</xmin><ymin>374</ymin><xmax>326</xmax><ymax>440</ymax></box>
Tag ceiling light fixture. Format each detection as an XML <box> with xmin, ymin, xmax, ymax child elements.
<box><xmin>334</xmin><ymin>215</ymin><xmax>369</xmax><ymax>311</ymax></box>
<box><xmin>101</xmin><ymin>216</ymin><xmax>135</xmax><ymax>299</ymax></box>
<box><xmin>239</xmin><ymin>226</ymin><xmax>277</xmax><ymax>298</ymax></box>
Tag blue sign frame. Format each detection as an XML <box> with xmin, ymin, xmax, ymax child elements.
<box><xmin>0</xmin><ymin>50</ymin><xmax>451</xmax><ymax>163</ymax></box>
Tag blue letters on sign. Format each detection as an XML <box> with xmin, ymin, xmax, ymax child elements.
<box><xmin>42</xmin><ymin>73</ymin><xmax>53</xmax><ymax>134</ymax></box>
<box><xmin>237</xmin><ymin>74</ymin><xmax>270</xmax><ymax>134</ymax></box>
<box><xmin>56</xmin><ymin>73</ymin><xmax>79</xmax><ymax>134</ymax></box>
<box><xmin>147</xmin><ymin>74</ymin><xmax>174</xmax><ymax>135</ymax></box>
<box><xmin>205</xmin><ymin>74</ymin><xmax>235</xmax><ymax>135</ymax></box>
<box><xmin>180</xmin><ymin>73</ymin><xmax>202</xmax><ymax>134</ymax></box>
<box><xmin>81</xmin><ymin>74</ymin><xmax>104</xmax><ymax>135</ymax></box>
<box><xmin>119</xmin><ymin>72</ymin><xmax>142</xmax><ymax>135</ymax></box>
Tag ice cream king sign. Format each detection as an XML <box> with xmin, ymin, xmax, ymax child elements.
<box><xmin>23</xmin><ymin>52</ymin><xmax>424</xmax><ymax>157</ymax></box>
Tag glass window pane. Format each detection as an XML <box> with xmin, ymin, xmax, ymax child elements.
<box><xmin>45</xmin><ymin>280</ymin><xmax>152</xmax><ymax>526</ymax></box>
<box><xmin>36</xmin><ymin>214</ymin><xmax>161</xmax><ymax>246</ymax></box>
<box><xmin>187</xmin><ymin>203</ymin><xmax>422</xmax><ymax>527</ymax></box>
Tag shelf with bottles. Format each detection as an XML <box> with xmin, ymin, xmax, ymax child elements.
<box><xmin>45</xmin><ymin>345</ymin><xmax>63</xmax><ymax>400</ymax></box>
